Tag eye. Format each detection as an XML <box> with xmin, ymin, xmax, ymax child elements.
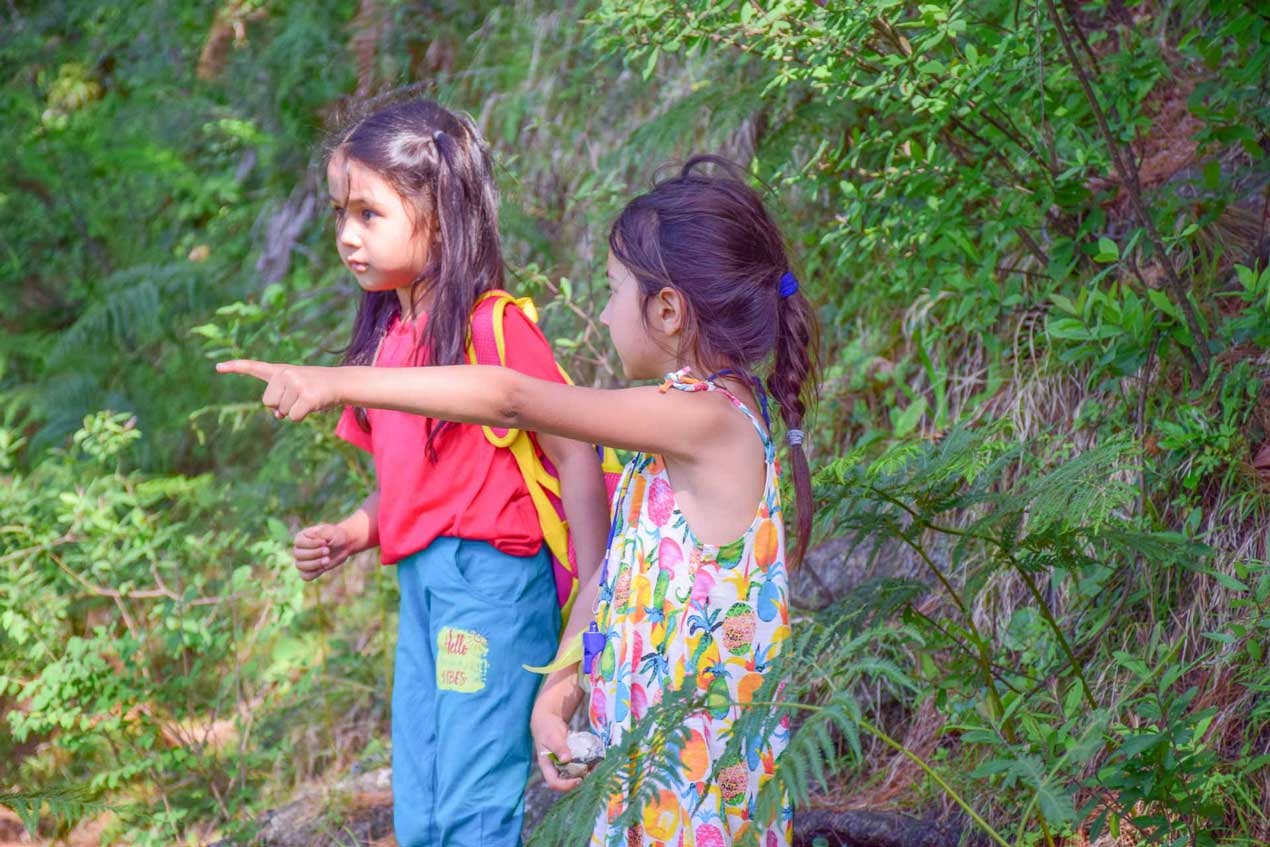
<box><xmin>330</xmin><ymin>204</ymin><xmax>345</xmax><ymax>219</ymax></box>
<box><xmin>361</xmin><ymin>208</ymin><xmax>376</xmax><ymax>222</ymax></box>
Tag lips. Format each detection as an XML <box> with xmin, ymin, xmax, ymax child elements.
<box><xmin>347</xmin><ymin>260</ymin><xmax>369</xmax><ymax>274</ymax></box>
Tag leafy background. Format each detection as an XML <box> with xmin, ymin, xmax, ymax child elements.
<box><xmin>1</xmin><ymin>1</ymin><xmax>1268</xmax><ymax>845</ymax></box>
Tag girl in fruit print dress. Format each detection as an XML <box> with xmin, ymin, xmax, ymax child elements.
<box><xmin>218</xmin><ymin>155</ymin><xmax>819</xmax><ymax>847</ymax></box>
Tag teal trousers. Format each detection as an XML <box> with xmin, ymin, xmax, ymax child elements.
<box><xmin>392</xmin><ymin>537</ymin><xmax>559</xmax><ymax>847</ymax></box>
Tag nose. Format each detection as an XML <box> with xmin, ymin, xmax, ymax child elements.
<box><xmin>600</xmin><ymin>300</ymin><xmax>611</xmax><ymax>327</ymax></box>
<box><xmin>338</xmin><ymin>221</ymin><xmax>361</xmax><ymax>250</ymax></box>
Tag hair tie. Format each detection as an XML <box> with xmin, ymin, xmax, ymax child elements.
<box><xmin>779</xmin><ymin>271</ymin><xmax>799</xmax><ymax>298</ymax></box>
<box><xmin>786</xmin><ymin>428</ymin><xmax>804</xmax><ymax>447</ymax></box>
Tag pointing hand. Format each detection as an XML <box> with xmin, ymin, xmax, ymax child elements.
<box><xmin>216</xmin><ymin>360</ymin><xmax>342</xmax><ymax>422</ymax></box>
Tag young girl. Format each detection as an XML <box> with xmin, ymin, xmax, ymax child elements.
<box><xmin>220</xmin><ymin>156</ymin><xmax>817</xmax><ymax>846</ymax></box>
<box><xmin>282</xmin><ymin>99</ymin><xmax>610</xmax><ymax>847</ymax></box>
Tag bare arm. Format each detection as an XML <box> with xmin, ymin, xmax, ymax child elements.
<box><xmin>536</xmin><ymin>433</ymin><xmax>609</xmax><ymax>592</ymax></box>
<box><xmin>338</xmin><ymin>490</ymin><xmax>380</xmax><ymax>553</ymax></box>
<box><xmin>215</xmin><ymin>360</ymin><xmax>722</xmax><ymax>464</ymax></box>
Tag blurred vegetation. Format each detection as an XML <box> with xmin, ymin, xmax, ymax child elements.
<box><xmin>1</xmin><ymin>0</ymin><xmax>1267</xmax><ymax>844</ymax></box>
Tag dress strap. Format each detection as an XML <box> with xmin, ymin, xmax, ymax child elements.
<box><xmin>707</xmin><ymin>368</ymin><xmax>772</xmax><ymax>431</ymax></box>
<box><xmin>659</xmin><ymin>367</ymin><xmax>773</xmax><ymax>452</ymax></box>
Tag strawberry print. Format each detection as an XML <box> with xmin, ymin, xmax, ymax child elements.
<box><xmin>647</xmin><ymin>477</ymin><xmax>674</xmax><ymax>527</ymax></box>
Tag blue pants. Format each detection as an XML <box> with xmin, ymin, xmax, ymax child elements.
<box><xmin>392</xmin><ymin>537</ymin><xmax>560</xmax><ymax>847</ymax></box>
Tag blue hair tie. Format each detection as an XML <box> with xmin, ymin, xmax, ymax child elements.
<box><xmin>779</xmin><ymin>271</ymin><xmax>799</xmax><ymax>298</ymax></box>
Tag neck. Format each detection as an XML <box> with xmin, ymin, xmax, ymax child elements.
<box><xmin>395</xmin><ymin>284</ymin><xmax>433</xmax><ymax>322</ymax></box>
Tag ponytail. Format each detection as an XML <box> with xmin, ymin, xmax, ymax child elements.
<box><xmin>767</xmin><ymin>284</ymin><xmax>819</xmax><ymax>569</ymax></box>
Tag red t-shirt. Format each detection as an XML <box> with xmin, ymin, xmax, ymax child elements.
<box><xmin>335</xmin><ymin>297</ymin><xmax>567</xmax><ymax>564</ymax></box>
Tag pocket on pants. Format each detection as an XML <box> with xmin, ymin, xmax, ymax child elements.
<box><xmin>450</xmin><ymin>539</ymin><xmax>548</xmax><ymax>609</ymax></box>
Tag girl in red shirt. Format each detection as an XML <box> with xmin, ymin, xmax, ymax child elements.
<box><xmin>285</xmin><ymin>99</ymin><xmax>608</xmax><ymax>847</ymax></box>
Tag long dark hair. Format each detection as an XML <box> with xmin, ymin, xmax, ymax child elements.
<box><xmin>328</xmin><ymin>99</ymin><xmax>503</xmax><ymax>458</ymax></box>
<box><xmin>609</xmin><ymin>155</ymin><xmax>820</xmax><ymax>566</ymax></box>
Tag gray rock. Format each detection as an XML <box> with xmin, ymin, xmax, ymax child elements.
<box><xmin>792</xmin><ymin>808</ymin><xmax>971</xmax><ymax>847</ymax></box>
<box><xmin>521</xmin><ymin>768</ymin><xmax>565</xmax><ymax>842</ymax></box>
<box><xmin>791</xmin><ymin>534</ymin><xmax>940</xmax><ymax>610</ymax></box>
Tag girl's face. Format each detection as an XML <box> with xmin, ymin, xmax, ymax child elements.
<box><xmin>601</xmin><ymin>253</ymin><xmax>677</xmax><ymax>380</ymax></box>
<box><xmin>326</xmin><ymin>152</ymin><xmax>431</xmax><ymax>294</ymax></box>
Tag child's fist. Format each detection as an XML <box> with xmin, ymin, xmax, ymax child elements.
<box><xmin>531</xmin><ymin>697</ymin><xmax>583</xmax><ymax>792</ymax></box>
<box><xmin>293</xmin><ymin>523</ymin><xmax>352</xmax><ymax>580</ymax></box>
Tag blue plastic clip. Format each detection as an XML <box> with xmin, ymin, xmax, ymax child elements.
<box><xmin>582</xmin><ymin>622</ymin><xmax>606</xmax><ymax>674</ymax></box>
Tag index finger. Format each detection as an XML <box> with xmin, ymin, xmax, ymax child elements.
<box><xmin>216</xmin><ymin>359</ymin><xmax>278</xmax><ymax>382</ymax></box>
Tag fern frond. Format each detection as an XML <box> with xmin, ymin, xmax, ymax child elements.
<box><xmin>47</xmin><ymin>263</ymin><xmax>213</xmax><ymax>368</ymax></box>
<box><xmin>0</xmin><ymin>784</ymin><xmax>103</xmax><ymax>839</ymax></box>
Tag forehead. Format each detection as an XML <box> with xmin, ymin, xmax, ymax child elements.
<box><xmin>606</xmin><ymin>251</ymin><xmax>634</xmax><ymax>280</ymax></box>
<box><xmin>325</xmin><ymin>153</ymin><xmax>394</xmax><ymax>203</ymax></box>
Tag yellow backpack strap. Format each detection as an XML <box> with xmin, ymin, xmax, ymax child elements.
<box><xmin>466</xmin><ymin>290</ymin><xmax>579</xmax><ymax>618</ymax></box>
<box><xmin>465</xmin><ymin>291</ymin><xmax>530</xmax><ymax>448</ymax></box>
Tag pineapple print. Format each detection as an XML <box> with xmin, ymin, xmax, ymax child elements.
<box><xmin>706</xmin><ymin>673</ymin><xmax>732</xmax><ymax>719</ymax></box>
<box><xmin>717</xmin><ymin>756</ymin><xmax>749</xmax><ymax>804</ymax></box>
<box><xmin>696</xmin><ymin>824</ymin><xmax>725</xmax><ymax>847</ymax></box>
<box><xmin>721</xmin><ymin>603</ymin><xmax>757</xmax><ymax>655</ymax></box>
<box><xmin>613</xmin><ymin>565</ymin><xmax>632</xmax><ymax>609</ymax></box>
<box><xmin>587</xmin><ymin>369</ymin><xmax>791</xmax><ymax>847</ymax></box>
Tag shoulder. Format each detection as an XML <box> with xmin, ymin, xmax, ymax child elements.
<box><xmin>469</xmin><ymin>292</ymin><xmax>542</xmax><ymax>337</ymax></box>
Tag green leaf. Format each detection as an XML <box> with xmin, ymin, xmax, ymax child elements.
<box><xmin>1047</xmin><ymin>293</ymin><xmax>1077</xmax><ymax>315</ymax></box>
<box><xmin>1145</xmin><ymin>288</ymin><xmax>1181</xmax><ymax>321</ymax></box>
<box><xmin>891</xmin><ymin>397</ymin><xmax>928</xmax><ymax>437</ymax></box>
<box><xmin>643</xmin><ymin>47</ymin><xmax>660</xmax><ymax>80</ymax></box>
<box><xmin>1094</xmin><ymin>237</ymin><xmax>1119</xmax><ymax>263</ymax></box>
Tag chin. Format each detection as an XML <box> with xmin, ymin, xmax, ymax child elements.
<box><xmin>355</xmin><ymin>278</ymin><xmax>394</xmax><ymax>294</ymax></box>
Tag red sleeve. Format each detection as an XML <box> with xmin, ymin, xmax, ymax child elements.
<box><xmin>496</xmin><ymin>303</ymin><xmax>570</xmax><ymax>385</ymax></box>
<box><xmin>335</xmin><ymin>405</ymin><xmax>373</xmax><ymax>452</ymax></box>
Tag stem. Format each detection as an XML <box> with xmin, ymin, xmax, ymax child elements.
<box><xmin>1013</xmin><ymin>563</ymin><xmax>1098</xmax><ymax>711</ymax></box>
<box><xmin>763</xmin><ymin>696</ymin><xmax>1011</xmax><ymax>847</ymax></box>
<box><xmin>909</xmin><ymin>606</ymin><xmax>1032</xmax><ymax>693</ymax></box>
<box><xmin>857</xmin><ymin>716</ymin><xmax>1012</xmax><ymax>847</ymax></box>
<box><xmin>1043</xmin><ymin>0</ymin><xmax>1210</xmax><ymax>373</ymax></box>
<box><xmin>862</xmin><ymin>488</ymin><xmax>1015</xmax><ymax>736</ymax></box>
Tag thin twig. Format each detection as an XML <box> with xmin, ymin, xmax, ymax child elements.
<box><xmin>1044</xmin><ymin>0</ymin><xmax>1210</xmax><ymax>374</ymax></box>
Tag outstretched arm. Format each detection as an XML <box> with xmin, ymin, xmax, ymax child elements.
<box><xmin>216</xmin><ymin>360</ymin><xmax>720</xmax><ymax>463</ymax></box>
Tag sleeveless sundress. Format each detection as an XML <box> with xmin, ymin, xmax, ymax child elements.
<box><xmin>587</xmin><ymin>368</ymin><xmax>794</xmax><ymax>847</ymax></box>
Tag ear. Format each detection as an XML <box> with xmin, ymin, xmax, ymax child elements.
<box><xmin>649</xmin><ymin>286</ymin><xmax>686</xmax><ymax>337</ymax></box>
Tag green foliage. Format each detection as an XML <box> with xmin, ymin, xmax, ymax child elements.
<box><xmin>532</xmin><ymin>428</ymin><xmax>1265</xmax><ymax>845</ymax></box>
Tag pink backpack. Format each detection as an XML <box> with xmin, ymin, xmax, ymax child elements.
<box><xmin>466</xmin><ymin>290</ymin><xmax>623</xmax><ymax>621</ymax></box>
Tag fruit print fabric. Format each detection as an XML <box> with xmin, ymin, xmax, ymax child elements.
<box><xmin>587</xmin><ymin>369</ymin><xmax>793</xmax><ymax>847</ymax></box>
